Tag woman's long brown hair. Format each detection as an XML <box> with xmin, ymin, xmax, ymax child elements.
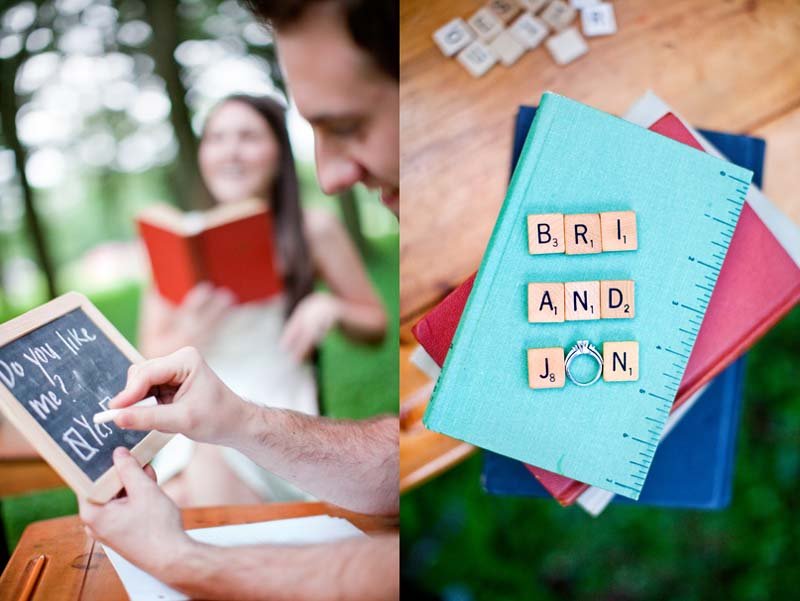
<box><xmin>202</xmin><ymin>94</ymin><xmax>315</xmax><ymax>317</ymax></box>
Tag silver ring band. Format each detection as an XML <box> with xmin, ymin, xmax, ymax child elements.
<box><xmin>565</xmin><ymin>340</ymin><xmax>603</xmax><ymax>387</ymax></box>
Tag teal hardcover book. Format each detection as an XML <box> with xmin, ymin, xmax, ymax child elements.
<box><xmin>423</xmin><ymin>92</ymin><xmax>753</xmax><ymax>500</ymax></box>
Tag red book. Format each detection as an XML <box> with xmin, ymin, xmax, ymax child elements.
<box><xmin>413</xmin><ymin>114</ymin><xmax>800</xmax><ymax>505</ymax></box>
<box><xmin>136</xmin><ymin>199</ymin><xmax>283</xmax><ymax>305</ymax></box>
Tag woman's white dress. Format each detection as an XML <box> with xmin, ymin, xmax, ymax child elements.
<box><xmin>151</xmin><ymin>293</ymin><xmax>318</xmax><ymax>501</ymax></box>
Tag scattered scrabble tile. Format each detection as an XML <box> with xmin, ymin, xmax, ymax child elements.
<box><xmin>457</xmin><ymin>40</ymin><xmax>498</xmax><ymax>77</ymax></box>
<box><xmin>433</xmin><ymin>18</ymin><xmax>475</xmax><ymax>57</ymax></box>
<box><xmin>564</xmin><ymin>213</ymin><xmax>601</xmax><ymax>254</ymax></box>
<box><xmin>518</xmin><ymin>0</ymin><xmax>550</xmax><ymax>13</ymax></box>
<box><xmin>545</xmin><ymin>26</ymin><xmax>588</xmax><ymax>65</ymax></box>
<box><xmin>527</xmin><ymin>213</ymin><xmax>565</xmax><ymax>254</ymax></box>
<box><xmin>581</xmin><ymin>2</ymin><xmax>617</xmax><ymax>37</ymax></box>
<box><xmin>603</xmin><ymin>341</ymin><xmax>639</xmax><ymax>382</ymax></box>
<box><xmin>488</xmin><ymin>30</ymin><xmax>526</xmax><ymax>66</ymax></box>
<box><xmin>508</xmin><ymin>13</ymin><xmax>549</xmax><ymax>49</ymax></box>
<box><xmin>600</xmin><ymin>280</ymin><xmax>635</xmax><ymax>319</ymax></box>
<box><xmin>528</xmin><ymin>282</ymin><xmax>565</xmax><ymax>323</ymax></box>
<box><xmin>570</xmin><ymin>0</ymin><xmax>600</xmax><ymax>8</ymax></box>
<box><xmin>487</xmin><ymin>0</ymin><xmax>520</xmax><ymax>24</ymax></box>
<box><xmin>468</xmin><ymin>7</ymin><xmax>505</xmax><ymax>42</ymax></box>
<box><xmin>600</xmin><ymin>210</ymin><xmax>638</xmax><ymax>251</ymax></box>
<box><xmin>528</xmin><ymin>347</ymin><xmax>566</xmax><ymax>389</ymax></box>
<box><xmin>540</xmin><ymin>0</ymin><xmax>577</xmax><ymax>31</ymax></box>
<box><xmin>564</xmin><ymin>280</ymin><xmax>600</xmax><ymax>321</ymax></box>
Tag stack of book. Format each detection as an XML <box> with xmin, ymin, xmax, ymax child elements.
<box><xmin>411</xmin><ymin>92</ymin><xmax>800</xmax><ymax>515</ymax></box>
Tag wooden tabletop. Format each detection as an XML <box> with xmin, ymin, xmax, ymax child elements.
<box><xmin>0</xmin><ymin>502</ymin><xmax>397</xmax><ymax>601</ymax></box>
<box><xmin>400</xmin><ymin>0</ymin><xmax>800</xmax><ymax>319</ymax></box>
<box><xmin>399</xmin><ymin>0</ymin><xmax>800</xmax><ymax>489</ymax></box>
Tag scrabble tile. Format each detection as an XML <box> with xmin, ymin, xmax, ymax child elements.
<box><xmin>540</xmin><ymin>0</ymin><xmax>577</xmax><ymax>31</ymax></box>
<box><xmin>528</xmin><ymin>282</ymin><xmax>565</xmax><ymax>323</ymax></box>
<box><xmin>564</xmin><ymin>213</ymin><xmax>601</xmax><ymax>254</ymax></box>
<box><xmin>581</xmin><ymin>2</ymin><xmax>617</xmax><ymax>37</ymax></box>
<box><xmin>488</xmin><ymin>30</ymin><xmax>526</xmax><ymax>66</ymax></box>
<box><xmin>457</xmin><ymin>41</ymin><xmax>498</xmax><ymax>77</ymax></box>
<box><xmin>433</xmin><ymin>18</ymin><xmax>475</xmax><ymax>57</ymax></box>
<box><xmin>603</xmin><ymin>341</ymin><xmax>639</xmax><ymax>382</ymax></box>
<box><xmin>518</xmin><ymin>0</ymin><xmax>549</xmax><ymax>13</ymax></box>
<box><xmin>600</xmin><ymin>210</ymin><xmax>638</xmax><ymax>252</ymax></box>
<box><xmin>600</xmin><ymin>280</ymin><xmax>635</xmax><ymax>319</ymax></box>
<box><xmin>508</xmin><ymin>13</ymin><xmax>549</xmax><ymax>49</ymax></box>
<box><xmin>527</xmin><ymin>213</ymin><xmax>565</xmax><ymax>254</ymax></box>
<box><xmin>570</xmin><ymin>0</ymin><xmax>600</xmax><ymax>8</ymax></box>
<box><xmin>467</xmin><ymin>7</ymin><xmax>505</xmax><ymax>42</ymax></box>
<box><xmin>487</xmin><ymin>0</ymin><xmax>521</xmax><ymax>23</ymax></box>
<box><xmin>545</xmin><ymin>26</ymin><xmax>588</xmax><ymax>65</ymax></box>
<box><xmin>528</xmin><ymin>347</ymin><xmax>566</xmax><ymax>389</ymax></box>
<box><xmin>564</xmin><ymin>280</ymin><xmax>600</xmax><ymax>321</ymax></box>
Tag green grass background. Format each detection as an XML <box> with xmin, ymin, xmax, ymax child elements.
<box><xmin>402</xmin><ymin>306</ymin><xmax>800</xmax><ymax>601</ymax></box>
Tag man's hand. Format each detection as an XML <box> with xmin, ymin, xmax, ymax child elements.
<box><xmin>279</xmin><ymin>291</ymin><xmax>342</xmax><ymax>362</ymax></box>
<box><xmin>79</xmin><ymin>447</ymin><xmax>195</xmax><ymax>577</ymax></box>
<box><xmin>109</xmin><ymin>347</ymin><xmax>251</xmax><ymax>447</ymax></box>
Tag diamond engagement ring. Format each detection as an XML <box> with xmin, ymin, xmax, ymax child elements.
<box><xmin>565</xmin><ymin>340</ymin><xmax>603</xmax><ymax>387</ymax></box>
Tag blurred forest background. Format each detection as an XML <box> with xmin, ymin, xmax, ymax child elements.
<box><xmin>0</xmin><ymin>0</ymin><xmax>397</xmax><ymax>316</ymax></box>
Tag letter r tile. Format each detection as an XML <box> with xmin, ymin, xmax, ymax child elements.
<box><xmin>564</xmin><ymin>213</ymin><xmax>601</xmax><ymax>255</ymax></box>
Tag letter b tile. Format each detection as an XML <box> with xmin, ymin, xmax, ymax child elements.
<box><xmin>527</xmin><ymin>213</ymin><xmax>565</xmax><ymax>255</ymax></box>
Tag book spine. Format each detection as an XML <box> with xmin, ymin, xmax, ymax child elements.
<box><xmin>424</xmin><ymin>93</ymin><xmax>560</xmax><ymax>430</ymax></box>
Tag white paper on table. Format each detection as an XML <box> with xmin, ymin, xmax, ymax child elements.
<box><xmin>103</xmin><ymin>514</ymin><xmax>365</xmax><ymax>601</ymax></box>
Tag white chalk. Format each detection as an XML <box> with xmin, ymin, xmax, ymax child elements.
<box><xmin>94</xmin><ymin>396</ymin><xmax>157</xmax><ymax>425</ymax></box>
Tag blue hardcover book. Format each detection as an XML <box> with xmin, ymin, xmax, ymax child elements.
<box><xmin>479</xmin><ymin>106</ymin><xmax>764</xmax><ymax>509</ymax></box>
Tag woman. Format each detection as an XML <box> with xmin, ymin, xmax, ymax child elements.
<box><xmin>141</xmin><ymin>94</ymin><xmax>387</xmax><ymax>505</ymax></box>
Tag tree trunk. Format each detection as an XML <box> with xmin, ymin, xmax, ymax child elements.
<box><xmin>0</xmin><ymin>53</ymin><xmax>57</xmax><ymax>300</ymax></box>
<box><xmin>143</xmin><ymin>0</ymin><xmax>205</xmax><ymax>210</ymax></box>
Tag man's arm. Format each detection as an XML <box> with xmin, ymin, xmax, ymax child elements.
<box><xmin>169</xmin><ymin>534</ymin><xmax>399</xmax><ymax>601</ymax></box>
<box><xmin>236</xmin><ymin>409</ymin><xmax>398</xmax><ymax>515</ymax></box>
<box><xmin>110</xmin><ymin>347</ymin><xmax>398</xmax><ymax>516</ymax></box>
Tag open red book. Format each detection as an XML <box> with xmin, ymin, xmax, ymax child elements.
<box><xmin>413</xmin><ymin>114</ymin><xmax>800</xmax><ymax>505</ymax></box>
<box><xmin>137</xmin><ymin>199</ymin><xmax>283</xmax><ymax>305</ymax></box>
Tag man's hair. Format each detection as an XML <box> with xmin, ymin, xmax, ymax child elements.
<box><xmin>240</xmin><ymin>0</ymin><xmax>398</xmax><ymax>80</ymax></box>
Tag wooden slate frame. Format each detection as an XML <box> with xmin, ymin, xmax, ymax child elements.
<box><xmin>0</xmin><ymin>292</ymin><xmax>172</xmax><ymax>502</ymax></box>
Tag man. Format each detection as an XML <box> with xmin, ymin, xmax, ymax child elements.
<box><xmin>79</xmin><ymin>1</ymin><xmax>399</xmax><ymax>599</ymax></box>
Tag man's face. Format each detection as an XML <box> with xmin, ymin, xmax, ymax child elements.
<box><xmin>276</xmin><ymin>3</ymin><xmax>399</xmax><ymax>214</ymax></box>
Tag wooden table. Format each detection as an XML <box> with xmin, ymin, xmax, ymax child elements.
<box><xmin>0</xmin><ymin>502</ymin><xmax>397</xmax><ymax>600</ymax></box>
<box><xmin>399</xmin><ymin>0</ymin><xmax>800</xmax><ymax>489</ymax></box>
<box><xmin>0</xmin><ymin>419</ymin><xmax>63</xmax><ymax>497</ymax></box>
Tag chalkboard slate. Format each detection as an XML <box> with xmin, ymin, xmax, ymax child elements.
<box><xmin>0</xmin><ymin>307</ymin><xmax>147</xmax><ymax>481</ymax></box>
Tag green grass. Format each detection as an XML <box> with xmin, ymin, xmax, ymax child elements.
<box><xmin>319</xmin><ymin>232</ymin><xmax>399</xmax><ymax>419</ymax></box>
<box><xmin>401</xmin><ymin>306</ymin><xmax>800</xmax><ymax>601</ymax></box>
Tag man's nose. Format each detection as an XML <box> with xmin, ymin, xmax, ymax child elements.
<box><xmin>315</xmin><ymin>140</ymin><xmax>364</xmax><ymax>195</ymax></box>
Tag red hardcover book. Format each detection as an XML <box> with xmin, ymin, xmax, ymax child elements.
<box><xmin>413</xmin><ymin>114</ymin><xmax>800</xmax><ymax>505</ymax></box>
<box><xmin>136</xmin><ymin>199</ymin><xmax>283</xmax><ymax>305</ymax></box>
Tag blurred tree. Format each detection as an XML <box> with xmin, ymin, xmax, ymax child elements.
<box><xmin>142</xmin><ymin>0</ymin><xmax>202</xmax><ymax>210</ymax></box>
<box><xmin>0</xmin><ymin>3</ymin><xmax>57</xmax><ymax>300</ymax></box>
